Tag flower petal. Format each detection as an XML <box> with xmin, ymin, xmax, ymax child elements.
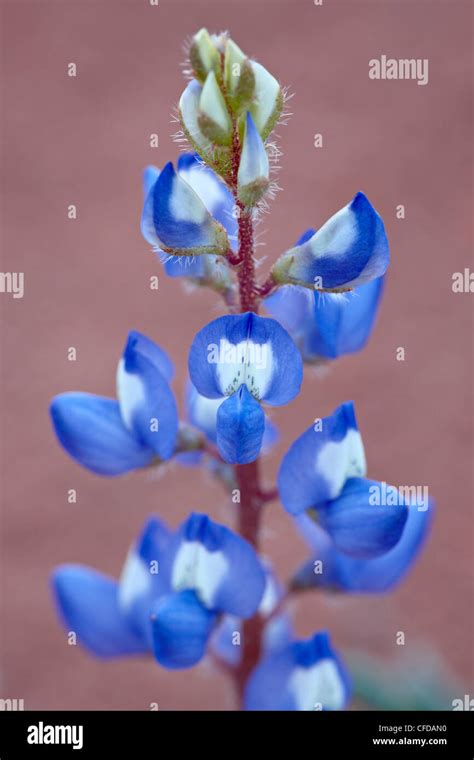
<box><xmin>166</xmin><ymin>513</ymin><xmax>266</xmax><ymax>618</ymax></box>
<box><xmin>150</xmin><ymin>589</ymin><xmax>217</xmax><ymax>669</ymax></box>
<box><xmin>188</xmin><ymin>312</ymin><xmax>302</xmax><ymax>405</ymax></box>
<box><xmin>186</xmin><ymin>381</ymin><xmax>278</xmax><ymax>455</ymax></box>
<box><xmin>277</xmin><ymin>401</ymin><xmax>366</xmax><ymax>515</ymax></box>
<box><xmin>266</xmin><ymin>277</ymin><xmax>384</xmax><ymax>361</ymax></box>
<box><xmin>294</xmin><ymin>497</ymin><xmax>433</xmax><ymax>592</ymax></box>
<box><xmin>124</xmin><ymin>330</ymin><xmax>174</xmax><ymax>383</ymax></box>
<box><xmin>118</xmin><ymin>516</ymin><xmax>172</xmax><ymax>638</ymax></box>
<box><xmin>273</xmin><ymin>193</ymin><xmax>389</xmax><ymax>291</ymax></box>
<box><xmin>51</xmin><ymin>565</ymin><xmax>148</xmax><ymax>658</ymax></box>
<box><xmin>316</xmin><ymin>477</ymin><xmax>409</xmax><ymax>558</ymax></box>
<box><xmin>177</xmin><ymin>153</ymin><xmax>238</xmax><ymax>246</ymax></box>
<box><xmin>117</xmin><ymin>333</ymin><xmax>178</xmax><ymax>460</ymax></box>
<box><xmin>216</xmin><ymin>385</ymin><xmax>265</xmax><ymax>464</ymax></box>
<box><xmin>244</xmin><ymin>631</ymin><xmax>350</xmax><ymax>711</ymax></box>
<box><xmin>146</xmin><ymin>161</ymin><xmax>228</xmax><ymax>255</ymax></box>
<box><xmin>50</xmin><ymin>393</ymin><xmax>154</xmax><ymax>476</ymax></box>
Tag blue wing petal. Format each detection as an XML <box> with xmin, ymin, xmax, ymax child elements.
<box><xmin>188</xmin><ymin>312</ymin><xmax>302</xmax><ymax>405</ymax></box>
<box><xmin>117</xmin><ymin>334</ymin><xmax>178</xmax><ymax>460</ymax></box>
<box><xmin>216</xmin><ymin>385</ymin><xmax>265</xmax><ymax>464</ymax></box>
<box><xmin>305</xmin><ymin>277</ymin><xmax>385</xmax><ymax>359</ymax></box>
<box><xmin>150</xmin><ymin>589</ymin><xmax>217</xmax><ymax>669</ymax></box>
<box><xmin>50</xmin><ymin>393</ymin><xmax>154</xmax><ymax>476</ymax></box>
<box><xmin>316</xmin><ymin>477</ymin><xmax>409</xmax><ymax>558</ymax></box>
<box><xmin>266</xmin><ymin>278</ymin><xmax>384</xmax><ymax>361</ymax></box>
<box><xmin>52</xmin><ymin>565</ymin><xmax>148</xmax><ymax>658</ymax></box>
<box><xmin>277</xmin><ymin>401</ymin><xmax>366</xmax><ymax>515</ymax></box>
<box><xmin>295</xmin><ymin>497</ymin><xmax>433</xmax><ymax>592</ymax></box>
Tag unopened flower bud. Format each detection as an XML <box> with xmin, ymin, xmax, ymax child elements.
<box><xmin>189</xmin><ymin>28</ymin><xmax>221</xmax><ymax>84</ymax></box>
<box><xmin>237</xmin><ymin>112</ymin><xmax>270</xmax><ymax>206</ymax></box>
<box><xmin>198</xmin><ymin>71</ymin><xmax>233</xmax><ymax>146</ymax></box>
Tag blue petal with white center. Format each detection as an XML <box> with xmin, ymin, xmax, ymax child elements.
<box><xmin>146</xmin><ymin>161</ymin><xmax>228</xmax><ymax>255</ymax></box>
<box><xmin>165</xmin><ymin>513</ymin><xmax>266</xmax><ymax>618</ymax></box>
<box><xmin>216</xmin><ymin>385</ymin><xmax>265</xmax><ymax>464</ymax></box>
<box><xmin>117</xmin><ymin>332</ymin><xmax>178</xmax><ymax>460</ymax></box>
<box><xmin>315</xmin><ymin>477</ymin><xmax>409</xmax><ymax>559</ymax></box>
<box><xmin>277</xmin><ymin>401</ymin><xmax>366</xmax><ymax>516</ymax></box>
<box><xmin>141</xmin><ymin>155</ymin><xmax>237</xmax><ymax>280</ymax></box>
<box><xmin>265</xmin><ymin>277</ymin><xmax>384</xmax><ymax>361</ymax></box>
<box><xmin>272</xmin><ymin>193</ymin><xmax>389</xmax><ymax>291</ymax></box>
<box><xmin>237</xmin><ymin>111</ymin><xmax>270</xmax><ymax>205</ymax></box>
<box><xmin>52</xmin><ymin>565</ymin><xmax>149</xmax><ymax>658</ymax></box>
<box><xmin>244</xmin><ymin>631</ymin><xmax>350</xmax><ymax>711</ymax></box>
<box><xmin>150</xmin><ymin>589</ymin><xmax>217</xmax><ymax>669</ymax></box>
<box><xmin>294</xmin><ymin>497</ymin><xmax>434</xmax><ymax>592</ymax></box>
<box><xmin>188</xmin><ymin>312</ymin><xmax>303</xmax><ymax>405</ymax></box>
<box><xmin>50</xmin><ymin>393</ymin><xmax>154</xmax><ymax>476</ymax></box>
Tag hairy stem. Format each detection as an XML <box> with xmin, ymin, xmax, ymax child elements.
<box><xmin>231</xmin><ymin>136</ymin><xmax>265</xmax><ymax>705</ymax></box>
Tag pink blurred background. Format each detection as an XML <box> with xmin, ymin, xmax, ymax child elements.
<box><xmin>1</xmin><ymin>0</ymin><xmax>472</xmax><ymax>710</ymax></box>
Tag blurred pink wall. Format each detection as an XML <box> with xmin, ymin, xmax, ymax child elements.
<box><xmin>1</xmin><ymin>0</ymin><xmax>472</xmax><ymax>709</ymax></box>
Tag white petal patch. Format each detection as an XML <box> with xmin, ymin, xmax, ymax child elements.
<box><xmin>172</xmin><ymin>541</ymin><xmax>229</xmax><ymax>609</ymax></box>
<box><xmin>289</xmin><ymin>659</ymin><xmax>346</xmax><ymax>711</ymax></box>
<box><xmin>179</xmin><ymin>165</ymin><xmax>225</xmax><ymax>216</ymax></box>
<box><xmin>118</xmin><ymin>548</ymin><xmax>152</xmax><ymax>614</ymax></box>
<box><xmin>308</xmin><ymin>205</ymin><xmax>357</xmax><ymax>260</ymax></box>
<box><xmin>169</xmin><ymin>173</ymin><xmax>208</xmax><ymax>225</ymax></box>
<box><xmin>213</xmin><ymin>339</ymin><xmax>274</xmax><ymax>400</ymax></box>
<box><xmin>191</xmin><ymin>392</ymin><xmax>223</xmax><ymax>433</ymax></box>
<box><xmin>116</xmin><ymin>358</ymin><xmax>146</xmax><ymax>431</ymax></box>
<box><xmin>316</xmin><ymin>428</ymin><xmax>366</xmax><ymax>499</ymax></box>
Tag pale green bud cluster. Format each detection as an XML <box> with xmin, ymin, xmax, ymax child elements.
<box><xmin>179</xmin><ymin>28</ymin><xmax>283</xmax><ymax>205</ymax></box>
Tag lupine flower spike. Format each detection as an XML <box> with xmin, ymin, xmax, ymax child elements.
<box><xmin>50</xmin><ymin>28</ymin><xmax>432</xmax><ymax>713</ymax></box>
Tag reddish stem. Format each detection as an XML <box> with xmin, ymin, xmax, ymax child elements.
<box><xmin>218</xmin><ymin>88</ymin><xmax>272</xmax><ymax>707</ymax></box>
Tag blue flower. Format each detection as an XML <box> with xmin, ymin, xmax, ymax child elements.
<box><xmin>244</xmin><ymin>631</ymin><xmax>350</xmax><ymax>711</ymax></box>
<box><xmin>52</xmin><ymin>513</ymin><xmax>266</xmax><ymax>670</ymax></box>
<box><xmin>293</xmin><ymin>495</ymin><xmax>434</xmax><ymax>593</ymax></box>
<box><xmin>140</xmin><ymin>155</ymin><xmax>229</xmax><ymax>257</ymax></box>
<box><xmin>278</xmin><ymin>402</ymin><xmax>408</xmax><ymax>558</ymax></box>
<box><xmin>141</xmin><ymin>154</ymin><xmax>237</xmax><ymax>285</ymax></box>
<box><xmin>50</xmin><ymin>331</ymin><xmax>179</xmax><ymax>476</ymax></box>
<box><xmin>188</xmin><ymin>312</ymin><xmax>303</xmax><ymax>464</ymax></box>
<box><xmin>265</xmin><ymin>229</ymin><xmax>385</xmax><ymax>360</ymax></box>
<box><xmin>271</xmin><ymin>193</ymin><xmax>389</xmax><ymax>292</ymax></box>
